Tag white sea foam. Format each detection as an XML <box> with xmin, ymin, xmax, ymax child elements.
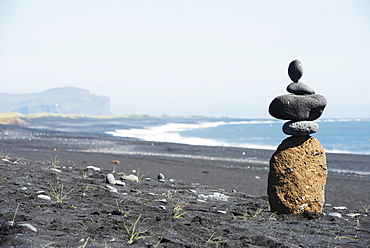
<box><xmin>106</xmin><ymin>121</ymin><xmax>279</xmax><ymax>150</ymax></box>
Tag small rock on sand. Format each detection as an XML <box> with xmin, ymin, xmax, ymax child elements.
<box><xmin>106</xmin><ymin>174</ymin><xmax>116</xmax><ymax>184</ymax></box>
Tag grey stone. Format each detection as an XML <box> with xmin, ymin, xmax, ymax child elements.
<box><xmin>269</xmin><ymin>94</ymin><xmax>327</xmax><ymax>121</ymax></box>
<box><xmin>282</xmin><ymin>121</ymin><xmax>319</xmax><ymax>136</ymax></box>
<box><xmin>288</xmin><ymin>59</ymin><xmax>303</xmax><ymax>82</ymax></box>
<box><xmin>287</xmin><ymin>82</ymin><xmax>315</xmax><ymax>95</ymax></box>
<box><xmin>106</xmin><ymin>174</ymin><xmax>116</xmax><ymax>184</ymax></box>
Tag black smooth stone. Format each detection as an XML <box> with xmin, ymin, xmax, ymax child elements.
<box><xmin>287</xmin><ymin>82</ymin><xmax>315</xmax><ymax>95</ymax></box>
<box><xmin>268</xmin><ymin>94</ymin><xmax>327</xmax><ymax>121</ymax></box>
<box><xmin>288</xmin><ymin>59</ymin><xmax>303</xmax><ymax>83</ymax></box>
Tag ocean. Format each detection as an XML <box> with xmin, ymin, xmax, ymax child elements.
<box><xmin>107</xmin><ymin>118</ymin><xmax>370</xmax><ymax>155</ymax></box>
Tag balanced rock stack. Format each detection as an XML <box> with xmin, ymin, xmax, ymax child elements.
<box><xmin>268</xmin><ymin>59</ymin><xmax>328</xmax><ymax>214</ymax></box>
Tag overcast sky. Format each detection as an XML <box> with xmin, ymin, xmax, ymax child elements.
<box><xmin>0</xmin><ymin>0</ymin><xmax>369</xmax><ymax>118</ymax></box>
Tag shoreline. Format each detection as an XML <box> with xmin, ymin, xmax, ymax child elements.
<box><xmin>1</xmin><ymin>123</ymin><xmax>369</xmax><ymax>210</ymax></box>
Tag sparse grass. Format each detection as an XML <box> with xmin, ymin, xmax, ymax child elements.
<box><xmin>116</xmin><ymin>199</ymin><xmax>131</xmax><ymax>217</ymax></box>
<box><xmin>360</xmin><ymin>202</ymin><xmax>370</xmax><ymax>213</ymax></box>
<box><xmin>48</xmin><ymin>182</ymin><xmax>74</xmax><ymax>203</ymax></box>
<box><xmin>234</xmin><ymin>207</ymin><xmax>263</xmax><ymax>220</ymax></box>
<box><xmin>335</xmin><ymin>235</ymin><xmax>369</xmax><ymax>241</ymax></box>
<box><xmin>123</xmin><ymin>214</ymin><xmax>148</xmax><ymax>244</ymax></box>
<box><xmin>267</xmin><ymin>212</ymin><xmax>277</xmax><ymax>228</ymax></box>
<box><xmin>77</xmin><ymin>237</ymin><xmax>93</xmax><ymax>248</ymax></box>
<box><xmin>206</xmin><ymin>232</ymin><xmax>227</xmax><ymax>248</ymax></box>
<box><xmin>41</xmin><ymin>242</ymin><xmax>56</xmax><ymax>248</ymax></box>
<box><xmin>171</xmin><ymin>199</ymin><xmax>189</xmax><ymax>219</ymax></box>
<box><xmin>9</xmin><ymin>203</ymin><xmax>20</xmax><ymax>226</ymax></box>
<box><xmin>49</xmin><ymin>155</ymin><xmax>59</xmax><ymax>168</ymax></box>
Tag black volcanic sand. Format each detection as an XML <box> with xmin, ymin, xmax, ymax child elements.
<box><xmin>0</xmin><ymin>123</ymin><xmax>369</xmax><ymax>247</ymax></box>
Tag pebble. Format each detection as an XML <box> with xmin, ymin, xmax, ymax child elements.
<box><xmin>327</xmin><ymin>212</ymin><xmax>342</xmax><ymax>218</ymax></box>
<box><xmin>19</xmin><ymin>223</ymin><xmax>37</xmax><ymax>232</ymax></box>
<box><xmin>159</xmin><ymin>205</ymin><xmax>166</xmax><ymax>210</ymax></box>
<box><xmin>121</xmin><ymin>174</ymin><xmax>139</xmax><ymax>182</ymax></box>
<box><xmin>346</xmin><ymin>213</ymin><xmax>361</xmax><ymax>218</ymax></box>
<box><xmin>287</xmin><ymin>82</ymin><xmax>315</xmax><ymax>95</ymax></box>
<box><xmin>189</xmin><ymin>189</ymin><xmax>197</xmax><ymax>193</ymax></box>
<box><xmin>114</xmin><ymin>180</ymin><xmax>125</xmax><ymax>186</ymax></box>
<box><xmin>106</xmin><ymin>174</ymin><xmax>116</xmax><ymax>185</ymax></box>
<box><xmin>131</xmin><ymin>189</ymin><xmax>142</xmax><ymax>194</ymax></box>
<box><xmin>85</xmin><ymin>165</ymin><xmax>101</xmax><ymax>171</ymax></box>
<box><xmin>288</xmin><ymin>59</ymin><xmax>303</xmax><ymax>82</ymax></box>
<box><xmin>50</xmin><ymin>168</ymin><xmax>62</xmax><ymax>173</ymax></box>
<box><xmin>334</xmin><ymin>206</ymin><xmax>347</xmax><ymax>210</ymax></box>
<box><xmin>37</xmin><ymin>194</ymin><xmax>52</xmax><ymax>201</ymax></box>
<box><xmin>282</xmin><ymin>121</ymin><xmax>319</xmax><ymax>136</ymax></box>
<box><xmin>198</xmin><ymin>193</ymin><xmax>229</xmax><ymax>202</ymax></box>
<box><xmin>18</xmin><ymin>187</ymin><xmax>28</xmax><ymax>191</ymax></box>
<box><xmin>105</xmin><ymin>185</ymin><xmax>118</xmax><ymax>193</ymax></box>
<box><xmin>269</xmin><ymin>94</ymin><xmax>327</xmax><ymax>121</ymax></box>
<box><xmin>158</xmin><ymin>173</ymin><xmax>165</xmax><ymax>183</ymax></box>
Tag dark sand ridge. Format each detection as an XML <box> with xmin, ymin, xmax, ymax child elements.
<box><xmin>0</xmin><ymin>123</ymin><xmax>369</xmax><ymax>247</ymax></box>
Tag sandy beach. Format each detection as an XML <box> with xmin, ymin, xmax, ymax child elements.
<box><xmin>0</xmin><ymin>120</ymin><xmax>369</xmax><ymax>247</ymax></box>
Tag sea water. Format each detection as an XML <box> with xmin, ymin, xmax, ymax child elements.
<box><xmin>107</xmin><ymin>118</ymin><xmax>370</xmax><ymax>155</ymax></box>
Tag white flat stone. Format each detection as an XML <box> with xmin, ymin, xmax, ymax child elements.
<box><xmin>37</xmin><ymin>194</ymin><xmax>52</xmax><ymax>201</ymax></box>
<box><xmin>346</xmin><ymin>213</ymin><xmax>361</xmax><ymax>218</ymax></box>
<box><xmin>327</xmin><ymin>212</ymin><xmax>342</xmax><ymax>218</ymax></box>
<box><xmin>85</xmin><ymin>166</ymin><xmax>101</xmax><ymax>171</ymax></box>
<box><xmin>19</xmin><ymin>223</ymin><xmax>37</xmax><ymax>232</ymax></box>
<box><xmin>334</xmin><ymin>206</ymin><xmax>347</xmax><ymax>210</ymax></box>
<box><xmin>121</xmin><ymin>174</ymin><xmax>139</xmax><ymax>182</ymax></box>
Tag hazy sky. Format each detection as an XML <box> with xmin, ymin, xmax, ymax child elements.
<box><xmin>0</xmin><ymin>0</ymin><xmax>369</xmax><ymax>118</ymax></box>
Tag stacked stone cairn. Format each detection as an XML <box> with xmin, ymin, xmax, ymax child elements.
<box><xmin>268</xmin><ymin>59</ymin><xmax>328</xmax><ymax>214</ymax></box>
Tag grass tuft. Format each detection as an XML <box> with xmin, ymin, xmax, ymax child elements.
<box><xmin>49</xmin><ymin>182</ymin><xmax>74</xmax><ymax>203</ymax></box>
<box><xmin>171</xmin><ymin>199</ymin><xmax>189</xmax><ymax>219</ymax></box>
<box><xmin>124</xmin><ymin>214</ymin><xmax>148</xmax><ymax>244</ymax></box>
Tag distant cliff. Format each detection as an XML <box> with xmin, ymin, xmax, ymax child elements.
<box><xmin>0</xmin><ymin>87</ymin><xmax>111</xmax><ymax>115</ymax></box>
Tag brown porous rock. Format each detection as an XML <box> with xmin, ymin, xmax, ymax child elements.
<box><xmin>268</xmin><ymin>136</ymin><xmax>327</xmax><ymax>214</ymax></box>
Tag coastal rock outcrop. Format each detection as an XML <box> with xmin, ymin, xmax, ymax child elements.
<box><xmin>267</xmin><ymin>59</ymin><xmax>328</xmax><ymax>214</ymax></box>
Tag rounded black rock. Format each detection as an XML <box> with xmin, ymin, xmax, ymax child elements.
<box><xmin>288</xmin><ymin>59</ymin><xmax>303</xmax><ymax>82</ymax></box>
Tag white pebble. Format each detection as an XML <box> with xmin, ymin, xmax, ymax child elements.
<box><xmin>328</xmin><ymin>212</ymin><xmax>342</xmax><ymax>218</ymax></box>
<box><xmin>106</xmin><ymin>174</ymin><xmax>116</xmax><ymax>184</ymax></box>
<box><xmin>114</xmin><ymin>180</ymin><xmax>125</xmax><ymax>186</ymax></box>
<box><xmin>50</xmin><ymin>168</ymin><xmax>62</xmax><ymax>173</ymax></box>
<box><xmin>198</xmin><ymin>193</ymin><xmax>229</xmax><ymax>202</ymax></box>
<box><xmin>346</xmin><ymin>213</ymin><xmax>361</xmax><ymax>218</ymax></box>
<box><xmin>189</xmin><ymin>189</ymin><xmax>197</xmax><ymax>193</ymax></box>
<box><xmin>105</xmin><ymin>185</ymin><xmax>118</xmax><ymax>193</ymax></box>
<box><xmin>37</xmin><ymin>195</ymin><xmax>52</xmax><ymax>201</ymax></box>
<box><xmin>334</xmin><ymin>206</ymin><xmax>347</xmax><ymax>210</ymax></box>
<box><xmin>18</xmin><ymin>187</ymin><xmax>28</xmax><ymax>191</ymax></box>
<box><xmin>85</xmin><ymin>166</ymin><xmax>101</xmax><ymax>171</ymax></box>
<box><xmin>121</xmin><ymin>174</ymin><xmax>139</xmax><ymax>182</ymax></box>
<box><xmin>217</xmin><ymin>210</ymin><xmax>227</xmax><ymax>214</ymax></box>
<box><xmin>19</xmin><ymin>223</ymin><xmax>37</xmax><ymax>232</ymax></box>
<box><xmin>255</xmin><ymin>176</ymin><xmax>260</xmax><ymax>180</ymax></box>
<box><xmin>159</xmin><ymin>205</ymin><xmax>166</xmax><ymax>210</ymax></box>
